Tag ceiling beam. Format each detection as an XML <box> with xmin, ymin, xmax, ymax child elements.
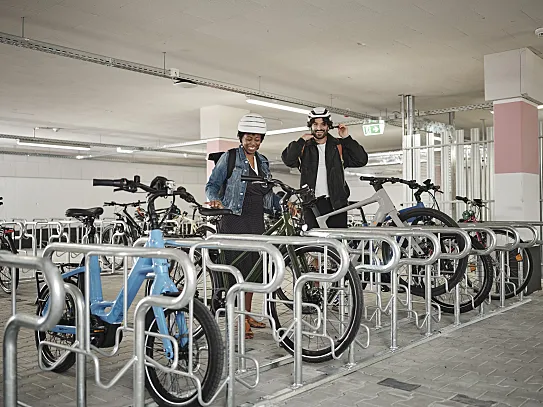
<box><xmin>0</xmin><ymin>31</ymin><xmax>379</xmax><ymax>122</ymax></box>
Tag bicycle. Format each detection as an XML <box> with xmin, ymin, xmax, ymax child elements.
<box><xmin>197</xmin><ymin>175</ymin><xmax>364</xmax><ymax>364</ymax></box>
<box><xmin>35</xmin><ymin>176</ymin><xmax>224</xmax><ymax>407</ymax></box>
<box><xmin>101</xmin><ymin>200</ymin><xmax>146</xmax><ymax>270</ymax></box>
<box><xmin>455</xmin><ymin>195</ymin><xmax>533</xmax><ymax>301</ymax></box>
<box><xmin>316</xmin><ymin>176</ymin><xmax>469</xmax><ymax>299</ymax></box>
<box><xmin>0</xmin><ymin>196</ymin><xmax>20</xmax><ymax>293</ymax></box>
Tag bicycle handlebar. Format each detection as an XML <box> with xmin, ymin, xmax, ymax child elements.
<box><xmin>241</xmin><ymin>175</ymin><xmax>314</xmax><ymax>202</ymax></box>
<box><xmin>103</xmin><ymin>200</ymin><xmax>146</xmax><ymax>207</ymax></box>
<box><xmin>360</xmin><ymin>176</ymin><xmax>441</xmax><ymax>192</ymax></box>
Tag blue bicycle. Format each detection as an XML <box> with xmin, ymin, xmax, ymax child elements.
<box><xmin>35</xmin><ymin>175</ymin><xmax>225</xmax><ymax>407</ymax></box>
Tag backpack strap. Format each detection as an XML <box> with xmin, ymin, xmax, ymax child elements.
<box><xmin>337</xmin><ymin>144</ymin><xmax>344</xmax><ymax>166</ymax></box>
<box><xmin>226</xmin><ymin>148</ymin><xmax>237</xmax><ymax>180</ymax></box>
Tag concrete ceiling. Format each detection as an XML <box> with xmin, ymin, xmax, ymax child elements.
<box><xmin>0</xmin><ymin>0</ymin><xmax>542</xmax><ymax>162</ymax></box>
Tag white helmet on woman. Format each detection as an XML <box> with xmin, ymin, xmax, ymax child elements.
<box><xmin>238</xmin><ymin>113</ymin><xmax>267</xmax><ymax>137</ymax></box>
<box><xmin>307</xmin><ymin>107</ymin><xmax>333</xmax><ymax>128</ymax></box>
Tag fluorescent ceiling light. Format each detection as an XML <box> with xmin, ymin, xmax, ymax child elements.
<box><xmin>246</xmin><ymin>98</ymin><xmax>310</xmax><ymax>115</ymax></box>
<box><xmin>162</xmin><ymin>140</ymin><xmax>207</xmax><ymax>148</ymax></box>
<box><xmin>76</xmin><ymin>155</ymin><xmax>92</xmax><ymax>159</ymax></box>
<box><xmin>117</xmin><ymin>147</ymin><xmax>134</xmax><ymax>154</ymax></box>
<box><xmin>539</xmin><ymin>105</ymin><xmax>543</xmax><ymax>110</ymax></box>
<box><xmin>17</xmin><ymin>140</ymin><xmax>90</xmax><ymax>151</ymax></box>
<box><xmin>266</xmin><ymin>126</ymin><xmax>308</xmax><ymax>136</ymax></box>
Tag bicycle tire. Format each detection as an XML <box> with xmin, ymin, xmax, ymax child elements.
<box><xmin>0</xmin><ymin>234</ymin><xmax>19</xmax><ymax>293</ymax></box>
<box><xmin>490</xmin><ymin>230</ymin><xmax>533</xmax><ymax>300</ymax></box>
<box><xmin>395</xmin><ymin>207</ymin><xmax>469</xmax><ymax>297</ymax></box>
<box><xmin>432</xmin><ymin>238</ymin><xmax>494</xmax><ymax>313</ymax></box>
<box><xmin>35</xmin><ymin>279</ymin><xmax>78</xmax><ymax>373</ymax></box>
<box><xmin>144</xmin><ymin>300</ymin><xmax>224</xmax><ymax>407</ymax></box>
<box><xmin>268</xmin><ymin>245</ymin><xmax>363</xmax><ymax>363</ymax></box>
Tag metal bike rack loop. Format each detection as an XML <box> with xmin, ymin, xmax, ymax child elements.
<box><xmin>41</xmin><ymin>243</ymin><xmax>197</xmax><ymax>407</ymax></box>
<box><xmin>2</xmin><ymin>253</ymin><xmax>65</xmax><ymax>407</ymax></box>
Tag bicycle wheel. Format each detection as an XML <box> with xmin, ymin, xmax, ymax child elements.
<box><xmin>35</xmin><ymin>279</ymin><xmax>77</xmax><ymax>373</ymax></box>
<box><xmin>0</xmin><ymin>234</ymin><xmax>19</xmax><ymax>293</ymax></box>
<box><xmin>395</xmin><ymin>207</ymin><xmax>469</xmax><ymax>297</ymax></box>
<box><xmin>432</xmin><ymin>238</ymin><xmax>494</xmax><ymax>313</ymax></box>
<box><xmin>144</xmin><ymin>300</ymin><xmax>224</xmax><ymax>407</ymax></box>
<box><xmin>268</xmin><ymin>245</ymin><xmax>363</xmax><ymax>363</ymax></box>
<box><xmin>490</xmin><ymin>230</ymin><xmax>533</xmax><ymax>300</ymax></box>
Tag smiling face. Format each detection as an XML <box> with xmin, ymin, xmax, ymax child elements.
<box><xmin>241</xmin><ymin>133</ymin><xmax>263</xmax><ymax>155</ymax></box>
<box><xmin>311</xmin><ymin>118</ymin><xmax>329</xmax><ymax>141</ymax></box>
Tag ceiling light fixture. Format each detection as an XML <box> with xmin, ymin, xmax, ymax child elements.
<box><xmin>76</xmin><ymin>155</ymin><xmax>93</xmax><ymax>159</ymax></box>
<box><xmin>162</xmin><ymin>140</ymin><xmax>207</xmax><ymax>148</ymax></box>
<box><xmin>539</xmin><ymin>105</ymin><xmax>543</xmax><ymax>110</ymax></box>
<box><xmin>266</xmin><ymin>126</ymin><xmax>308</xmax><ymax>135</ymax></box>
<box><xmin>246</xmin><ymin>98</ymin><xmax>310</xmax><ymax>115</ymax></box>
<box><xmin>17</xmin><ymin>140</ymin><xmax>90</xmax><ymax>151</ymax></box>
<box><xmin>116</xmin><ymin>147</ymin><xmax>134</xmax><ymax>154</ymax></box>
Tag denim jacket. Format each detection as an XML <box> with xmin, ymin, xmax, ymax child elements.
<box><xmin>205</xmin><ymin>146</ymin><xmax>275</xmax><ymax>216</ymax></box>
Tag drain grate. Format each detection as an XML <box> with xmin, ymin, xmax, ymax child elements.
<box><xmin>451</xmin><ymin>394</ymin><xmax>496</xmax><ymax>407</ymax></box>
<box><xmin>377</xmin><ymin>378</ymin><xmax>421</xmax><ymax>392</ymax></box>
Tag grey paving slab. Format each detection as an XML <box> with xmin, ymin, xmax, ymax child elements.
<box><xmin>2</xmin><ymin>273</ymin><xmax>543</xmax><ymax>407</ymax></box>
<box><xmin>269</xmin><ymin>290</ymin><xmax>543</xmax><ymax>407</ymax></box>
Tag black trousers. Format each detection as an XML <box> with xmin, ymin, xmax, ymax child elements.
<box><xmin>303</xmin><ymin>197</ymin><xmax>348</xmax><ymax>229</ymax></box>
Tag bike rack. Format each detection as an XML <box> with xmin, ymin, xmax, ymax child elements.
<box><xmin>40</xmin><ymin>243</ymin><xmax>198</xmax><ymax>407</ymax></box>
<box><xmin>456</xmin><ymin>225</ymin><xmax>498</xmax><ymax>322</ymax></box>
<box><xmin>2</xmin><ymin>253</ymin><xmax>65</xmax><ymax>407</ymax></box>
<box><xmin>305</xmin><ymin>228</ymin><xmax>444</xmax><ymax>348</ymax></box>
<box><xmin>476</xmin><ymin>224</ymin><xmax>522</xmax><ymax>308</ymax></box>
<box><xmin>204</xmin><ymin>233</ymin><xmax>354</xmax><ymax>391</ymax></box>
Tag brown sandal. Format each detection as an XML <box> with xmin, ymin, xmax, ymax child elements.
<box><xmin>246</xmin><ymin>316</ymin><xmax>266</xmax><ymax>329</ymax></box>
<box><xmin>245</xmin><ymin>320</ymin><xmax>254</xmax><ymax>339</ymax></box>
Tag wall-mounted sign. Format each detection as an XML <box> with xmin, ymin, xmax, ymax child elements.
<box><xmin>363</xmin><ymin>120</ymin><xmax>386</xmax><ymax>136</ymax></box>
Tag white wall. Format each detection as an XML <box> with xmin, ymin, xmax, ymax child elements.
<box><xmin>0</xmin><ymin>153</ymin><xmax>408</xmax><ymax>221</ymax></box>
<box><xmin>0</xmin><ymin>154</ymin><xmax>208</xmax><ymax>220</ymax></box>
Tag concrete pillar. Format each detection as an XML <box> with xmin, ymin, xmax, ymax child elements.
<box><xmin>492</xmin><ymin>99</ymin><xmax>539</xmax><ymax>220</ymax></box>
<box><xmin>200</xmin><ymin>105</ymin><xmax>248</xmax><ymax>177</ymax></box>
<box><xmin>484</xmin><ymin>48</ymin><xmax>543</xmax><ymax>221</ymax></box>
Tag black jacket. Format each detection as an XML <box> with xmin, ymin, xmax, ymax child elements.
<box><xmin>281</xmin><ymin>135</ymin><xmax>368</xmax><ymax>209</ymax></box>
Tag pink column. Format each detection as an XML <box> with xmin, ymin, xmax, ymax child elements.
<box><xmin>493</xmin><ymin>99</ymin><xmax>539</xmax><ymax>220</ymax></box>
<box><xmin>206</xmin><ymin>139</ymin><xmax>239</xmax><ymax>178</ymax></box>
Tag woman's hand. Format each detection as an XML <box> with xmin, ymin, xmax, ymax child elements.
<box><xmin>205</xmin><ymin>200</ymin><xmax>224</xmax><ymax>209</ymax></box>
<box><xmin>287</xmin><ymin>201</ymin><xmax>299</xmax><ymax>217</ymax></box>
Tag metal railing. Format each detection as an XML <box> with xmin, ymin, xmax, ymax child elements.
<box><xmin>2</xmin><ymin>253</ymin><xmax>65</xmax><ymax>407</ymax></box>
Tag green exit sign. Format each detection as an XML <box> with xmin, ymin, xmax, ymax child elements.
<box><xmin>363</xmin><ymin>120</ymin><xmax>385</xmax><ymax>136</ymax></box>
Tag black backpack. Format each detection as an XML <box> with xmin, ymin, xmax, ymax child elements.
<box><xmin>207</xmin><ymin>148</ymin><xmax>238</xmax><ymax>183</ymax></box>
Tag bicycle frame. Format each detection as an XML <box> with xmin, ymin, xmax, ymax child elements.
<box><xmin>45</xmin><ymin>228</ymin><xmax>183</xmax><ymax>356</ymax></box>
<box><xmin>315</xmin><ymin>188</ymin><xmax>405</xmax><ymax>228</ymax></box>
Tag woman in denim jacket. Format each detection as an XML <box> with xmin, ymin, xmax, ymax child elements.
<box><xmin>205</xmin><ymin>113</ymin><xmax>276</xmax><ymax>339</ymax></box>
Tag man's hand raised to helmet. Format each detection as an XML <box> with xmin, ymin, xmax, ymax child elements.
<box><xmin>301</xmin><ymin>134</ymin><xmax>314</xmax><ymax>141</ymax></box>
<box><xmin>337</xmin><ymin>124</ymin><xmax>349</xmax><ymax>138</ymax></box>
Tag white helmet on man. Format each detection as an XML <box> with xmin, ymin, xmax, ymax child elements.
<box><xmin>238</xmin><ymin>113</ymin><xmax>267</xmax><ymax>138</ymax></box>
<box><xmin>307</xmin><ymin>107</ymin><xmax>333</xmax><ymax>128</ymax></box>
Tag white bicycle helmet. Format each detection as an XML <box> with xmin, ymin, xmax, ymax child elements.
<box><xmin>307</xmin><ymin>107</ymin><xmax>333</xmax><ymax>127</ymax></box>
<box><xmin>238</xmin><ymin>113</ymin><xmax>267</xmax><ymax>137</ymax></box>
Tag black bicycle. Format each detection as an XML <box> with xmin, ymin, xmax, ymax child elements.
<box><xmin>100</xmin><ymin>201</ymin><xmax>146</xmax><ymax>269</ymax></box>
<box><xmin>0</xmin><ymin>197</ymin><xmax>20</xmax><ymax>293</ymax></box>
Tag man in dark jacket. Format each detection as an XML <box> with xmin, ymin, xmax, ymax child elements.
<box><xmin>281</xmin><ymin>107</ymin><xmax>368</xmax><ymax>228</ymax></box>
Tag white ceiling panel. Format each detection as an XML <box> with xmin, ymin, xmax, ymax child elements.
<box><xmin>1</xmin><ymin>0</ymin><xmax>543</xmax><ymax>161</ymax></box>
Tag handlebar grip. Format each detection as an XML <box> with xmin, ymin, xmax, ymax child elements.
<box><xmin>241</xmin><ymin>175</ymin><xmax>266</xmax><ymax>183</ymax></box>
<box><xmin>359</xmin><ymin>176</ymin><xmax>375</xmax><ymax>181</ymax></box>
<box><xmin>93</xmin><ymin>179</ymin><xmax>123</xmax><ymax>187</ymax></box>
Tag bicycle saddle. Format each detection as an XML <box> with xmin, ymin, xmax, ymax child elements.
<box><xmin>65</xmin><ymin>207</ymin><xmax>104</xmax><ymax>218</ymax></box>
<box><xmin>198</xmin><ymin>207</ymin><xmax>232</xmax><ymax>217</ymax></box>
